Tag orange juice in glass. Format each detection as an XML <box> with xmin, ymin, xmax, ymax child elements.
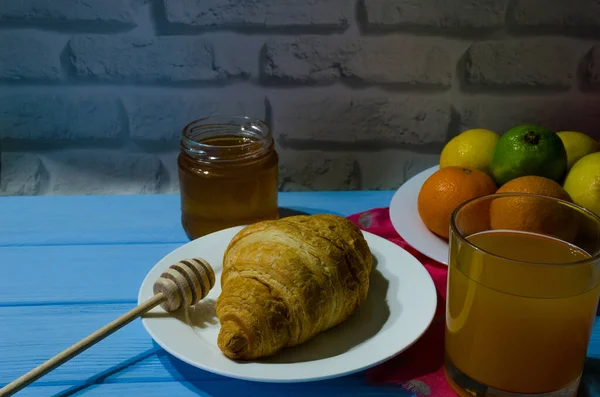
<box><xmin>445</xmin><ymin>193</ymin><xmax>600</xmax><ymax>397</ymax></box>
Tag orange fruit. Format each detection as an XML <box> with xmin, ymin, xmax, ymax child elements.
<box><xmin>418</xmin><ymin>167</ymin><xmax>497</xmax><ymax>239</ymax></box>
<box><xmin>490</xmin><ymin>176</ymin><xmax>576</xmax><ymax>241</ymax></box>
<box><xmin>495</xmin><ymin>175</ymin><xmax>572</xmax><ymax>200</ymax></box>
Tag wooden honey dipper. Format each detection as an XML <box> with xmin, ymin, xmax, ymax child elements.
<box><xmin>0</xmin><ymin>258</ymin><xmax>215</xmax><ymax>397</ymax></box>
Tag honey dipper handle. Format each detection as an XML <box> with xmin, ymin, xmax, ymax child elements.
<box><xmin>0</xmin><ymin>293</ymin><xmax>166</xmax><ymax>397</ymax></box>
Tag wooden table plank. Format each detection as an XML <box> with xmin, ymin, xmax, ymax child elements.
<box><xmin>68</xmin><ymin>380</ymin><xmax>412</xmax><ymax>397</ymax></box>
<box><xmin>0</xmin><ymin>303</ymin><xmax>156</xmax><ymax>387</ymax></box>
<box><xmin>10</xmin><ymin>376</ymin><xmax>599</xmax><ymax>397</ymax></box>
<box><xmin>1</xmin><ymin>303</ymin><xmax>599</xmax><ymax>389</ymax></box>
<box><xmin>0</xmin><ymin>192</ymin><xmax>394</xmax><ymax>247</ymax></box>
<box><xmin>591</xmin><ymin>319</ymin><xmax>600</xmax><ymax>358</ymax></box>
<box><xmin>0</xmin><ymin>191</ymin><xmax>392</xmax><ymax>306</ymax></box>
<box><xmin>13</xmin><ymin>384</ymin><xmax>78</xmax><ymax>397</ymax></box>
<box><xmin>582</xmin><ymin>358</ymin><xmax>600</xmax><ymax>397</ymax></box>
<box><xmin>3</xmin><ymin>191</ymin><xmax>599</xmax><ymax>396</ymax></box>
<box><xmin>0</xmin><ymin>303</ymin><xmax>364</xmax><ymax>386</ymax></box>
<box><xmin>0</xmin><ymin>243</ymin><xmax>179</xmax><ymax>305</ymax></box>
<box><xmin>104</xmin><ymin>350</ymin><xmax>364</xmax><ymax>384</ymax></box>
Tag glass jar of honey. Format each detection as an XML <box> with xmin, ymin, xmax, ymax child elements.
<box><xmin>177</xmin><ymin>116</ymin><xmax>279</xmax><ymax>239</ymax></box>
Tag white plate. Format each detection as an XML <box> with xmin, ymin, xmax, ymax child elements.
<box><xmin>389</xmin><ymin>165</ymin><xmax>450</xmax><ymax>265</ymax></box>
<box><xmin>138</xmin><ymin>225</ymin><xmax>437</xmax><ymax>383</ymax></box>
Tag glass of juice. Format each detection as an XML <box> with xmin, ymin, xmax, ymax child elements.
<box><xmin>445</xmin><ymin>193</ymin><xmax>600</xmax><ymax>397</ymax></box>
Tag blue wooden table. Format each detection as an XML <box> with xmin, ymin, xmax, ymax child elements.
<box><xmin>0</xmin><ymin>192</ymin><xmax>598</xmax><ymax>397</ymax></box>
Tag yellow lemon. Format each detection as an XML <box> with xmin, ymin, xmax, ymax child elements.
<box><xmin>563</xmin><ymin>152</ymin><xmax>600</xmax><ymax>217</ymax></box>
<box><xmin>557</xmin><ymin>131</ymin><xmax>600</xmax><ymax>170</ymax></box>
<box><xmin>440</xmin><ymin>129</ymin><xmax>499</xmax><ymax>175</ymax></box>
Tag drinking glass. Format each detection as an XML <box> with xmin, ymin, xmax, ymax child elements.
<box><xmin>445</xmin><ymin>193</ymin><xmax>600</xmax><ymax>397</ymax></box>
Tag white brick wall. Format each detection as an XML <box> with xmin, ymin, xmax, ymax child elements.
<box><xmin>163</xmin><ymin>0</ymin><xmax>354</xmax><ymax>29</ymax></box>
<box><xmin>1</xmin><ymin>0</ymin><xmax>599</xmax><ymax>195</ymax></box>
<box><xmin>363</xmin><ymin>0</ymin><xmax>509</xmax><ymax>30</ymax></box>
<box><xmin>262</xmin><ymin>36</ymin><xmax>456</xmax><ymax>87</ymax></box>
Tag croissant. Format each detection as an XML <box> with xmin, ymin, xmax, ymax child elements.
<box><xmin>215</xmin><ymin>214</ymin><xmax>373</xmax><ymax>360</ymax></box>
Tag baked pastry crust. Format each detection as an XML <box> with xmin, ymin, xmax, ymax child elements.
<box><xmin>215</xmin><ymin>214</ymin><xmax>373</xmax><ymax>360</ymax></box>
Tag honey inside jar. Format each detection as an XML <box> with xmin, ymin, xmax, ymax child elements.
<box><xmin>177</xmin><ymin>116</ymin><xmax>279</xmax><ymax>239</ymax></box>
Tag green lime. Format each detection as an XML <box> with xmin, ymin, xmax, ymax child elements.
<box><xmin>490</xmin><ymin>124</ymin><xmax>568</xmax><ymax>186</ymax></box>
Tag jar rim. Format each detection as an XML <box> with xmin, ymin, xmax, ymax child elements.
<box><xmin>181</xmin><ymin>115</ymin><xmax>273</xmax><ymax>162</ymax></box>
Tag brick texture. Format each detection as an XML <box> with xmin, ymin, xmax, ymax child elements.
<box><xmin>363</xmin><ymin>0</ymin><xmax>508</xmax><ymax>31</ymax></box>
<box><xmin>155</xmin><ymin>152</ymin><xmax>180</xmax><ymax>193</ymax></box>
<box><xmin>0</xmin><ymin>153</ymin><xmax>44</xmax><ymax>196</ymax></box>
<box><xmin>273</xmin><ymin>94</ymin><xmax>451</xmax><ymax>145</ymax></box>
<box><xmin>262</xmin><ymin>36</ymin><xmax>454</xmax><ymax>87</ymax></box>
<box><xmin>44</xmin><ymin>151</ymin><xmax>163</xmax><ymax>195</ymax></box>
<box><xmin>359</xmin><ymin>150</ymin><xmax>439</xmax><ymax>190</ymax></box>
<box><xmin>3</xmin><ymin>0</ymin><xmax>600</xmax><ymax>195</ymax></box>
<box><xmin>457</xmin><ymin>98</ymin><xmax>600</xmax><ymax>139</ymax></box>
<box><xmin>583</xmin><ymin>45</ymin><xmax>600</xmax><ymax>90</ymax></box>
<box><xmin>0</xmin><ymin>0</ymin><xmax>139</xmax><ymax>28</ymax></box>
<box><xmin>509</xmin><ymin>0</ymin><xmax>600</xmax><ymax>33</ymax></box>
<box><xmin>279</xmin><ymin>150</ymin><xmax>360</xmax><ymax>192</ymax></box>
<box><xmin>464</xmin><ymin>40</ymin><xmax>576</xmax><ymax>90</ymax></box>
<box><xmin>67</xmin><ymin>35</ymin><xmax>251</xmax><ymax>83</ymax></box>
<box><xmin>0</xmin><ymin>94</ymin><xmax>124</xmax><ymax>140</ymax></box>
<box><xmin>0</xmin><ymin>32</ymin><xmax>61</xmax><ymax>81</ymax></box>
<box><xmin>125</xmin><ymin>93</ymin><xmax>266</xmax><ymax>141</ymax></box>
<box><xmin>164</xmin><ymin>0</ymin><xmax>353</xmax><ymax>30</ymax></box>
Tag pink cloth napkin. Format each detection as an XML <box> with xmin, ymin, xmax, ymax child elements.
<box><xmin>347</xmin><ymin>207</ymin><xmax>455</xmax><ymax>396</ymax></box>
